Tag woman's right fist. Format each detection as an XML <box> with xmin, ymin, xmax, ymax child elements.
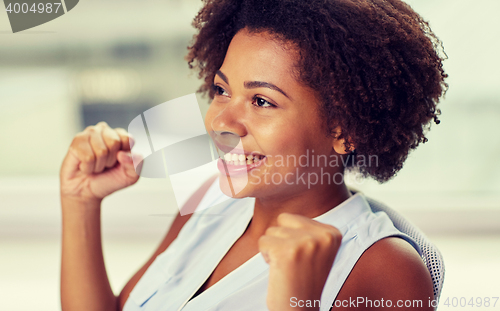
<box><xmin>60</xmin><ymin>121</ymin><xmax>141</xmax><ymax>201</ymax></box>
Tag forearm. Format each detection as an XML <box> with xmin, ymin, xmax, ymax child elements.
<box><xmin>60</xmin><ymin>196</ymin><xmax>117</xmax><ymax>311</ymax></box>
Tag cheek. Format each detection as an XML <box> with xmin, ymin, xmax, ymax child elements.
<box><xmin>260</xmin><ymin>123</ymin><xmax>309</xmax><ymax>157</ymax></box>
<box><xmin>259</xmin><ymin>121</ymin><xmax>330</xmax><ymax>163</ymax></box>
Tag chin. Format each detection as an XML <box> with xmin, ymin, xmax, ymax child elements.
<box><xmin>218</xmin><ymin>172</ymin><xmax>253</xmax><ymax>199</ymax></box>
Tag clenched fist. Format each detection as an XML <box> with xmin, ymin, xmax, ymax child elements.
<box><xmin>60</xmin><ymin>121</ymin><xmax>141</xmax><ymax>202</ymax></box>
<box><xmin>259</xmin><ymin>213</ymin><xmax>342</xmax><ymax>311</ymax></box>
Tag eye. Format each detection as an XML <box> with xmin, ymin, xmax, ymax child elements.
<box><xmin>253</xmin><ymin>96</ymin><xmax>276</xmax><ymax>108</ymax></box>
<box><xmin>211</xmin><ymin>84</ymin><xmax>229</xmax><ymax>97</ymax></box>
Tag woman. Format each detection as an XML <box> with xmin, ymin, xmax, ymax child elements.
<box><xmin>60</xmin><ymin>0</ymin><xmax>447</xmax><ymax>310</ymax></box>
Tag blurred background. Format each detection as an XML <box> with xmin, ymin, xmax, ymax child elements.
<box><xmin>0</xmin><ymin>0</ymin><xmax>499</xmax><ymax>310</ymax></box>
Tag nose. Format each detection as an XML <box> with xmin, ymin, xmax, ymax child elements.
<box><xmin>210</xmin><ymin>98</ymin><xmax>248</xmax><ymax>138</ymax></box>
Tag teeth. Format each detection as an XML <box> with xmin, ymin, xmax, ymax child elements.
<box><xmin>222</xmin><ymin>153</ymin><xmax>265</xmax><ymax>165</ymax></box>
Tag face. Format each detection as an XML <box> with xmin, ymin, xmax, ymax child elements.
<box><xmin>205</xmin><ymin>28</ymin><xmax>343</xmax><ymax>199</ymax></box>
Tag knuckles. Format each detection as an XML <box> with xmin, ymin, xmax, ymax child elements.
<box><xmin>298</xmin><ymin>234</ymin><xmax>319</xmax><ymax>254</ymax></box>
<box><xmin>264</xmin><ymin>226</ymin><xmax>279</xmax><ymax>237</ymax></box>
<box><xmin>318</xmin><ymin>231</ymin><xmax>341</xmax><ymax>250</ymax></box>
<box><xmin>94</xmin><ymin>148</ymin><xmax>108</xmax><ymax>158</ymax></box>
<box><xmin>276</xmin><ymin>212</ymin><xmax>291</xmax><ymax>224</ymax></box>
<box><xmin>276</xmin><ymin>212</ymin><xmax>303</xmax><ymax>226</ymax></box>
<box><xmin>82</xmin><ymin>153</ymin><xmax>95</xmax><ymax>163</ymax></box>
<box><xmin>72</xmin><ymin>132</ymin><xmax>87</xmax><ymax>142</ymax></box>
<box><xmin>65</xmin><ymin>122</ymin><xmax>130</xmax><ymax>176</ymax></box>
<box><xmin>261</xmin><ymin>224</ymin><xmax>342</xmax><ymax>262</ymax></box>
<box><xmin>84</xmin><ymin>125</ymin><xmax>96</xmax><ymax>133</ymax></box>
<box><xmin>106</xmin><ymin>137</ymin><xmax>122</xmax><ymax>152</ymax></box>
<box><xmin>72</xmin><ymin>122</ymin><xmax>125</xmax><ymax>156</ymax></box>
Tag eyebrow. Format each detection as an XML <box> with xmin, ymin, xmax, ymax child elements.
<box><xmin>215</xmin><ymin>70</ymin><xmax>290</xmax><ymax>99</ymax></box>
<box><xmin>216</xmin><ymin>70</ymin><xmax>229</xmax><ymax>85</ymax></box>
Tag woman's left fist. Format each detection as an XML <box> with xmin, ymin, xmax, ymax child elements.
<box><xmin>258</xmin><ymin>213</ymin><xmax>342</xmax><ymax>311</ymax></box>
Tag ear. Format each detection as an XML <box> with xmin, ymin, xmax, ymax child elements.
<box><xmin>331</xmin><ymin>126</ymin><xmax>355</xmax><ymax>155</ymax></box>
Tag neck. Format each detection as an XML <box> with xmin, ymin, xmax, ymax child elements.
<box><xmin>246</xmin><ymin>182</ymin><xmax>352</xmax><ymax>238</ymax></box>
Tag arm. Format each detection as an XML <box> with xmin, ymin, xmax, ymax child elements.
<box><xmin>333</xmin><ymin>237</ymin><xmax>434</xmax><ymax>310</ymax></box>
<box><xmin>60</xmin><ymin>197</ymin><xmax>117</xmax><ymax>311</ymax></box>
<box><xmin>117</xmin><ymin>174</ymin><xmax>218</xmax><ymax>310</ymax></box>
<box><xmin>60</xmin><ymin>122</ymin><xmax>140</xmax><ymax>311</ymax></box>
<box><xmin>259</xmin><ymin>215</ymin><xmax>433</xmax><ymax>311</ymax></box>
<box><xmin>60</xmin><ymin>120</ymin><xmax>217</xmax><ymax>311</ymax></box>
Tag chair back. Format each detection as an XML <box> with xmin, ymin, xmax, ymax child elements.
<box><xmin>366</xmin><ymin>197</ymin><xmax>445</xmax><ymax>303</ymax></box>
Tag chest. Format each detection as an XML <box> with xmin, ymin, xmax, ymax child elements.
<box><xmin>191</xmin><ymin>232</ymin><xmax>260</xmax><ymax>300</ymax></box>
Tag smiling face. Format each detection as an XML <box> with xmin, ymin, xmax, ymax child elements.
<box><xmin>205</xmin><ymin>28</ymin><xmax>346</xmax><ymax>199</ymax></box>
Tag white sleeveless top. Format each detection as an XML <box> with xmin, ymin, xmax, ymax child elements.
<box><xmin>123</xmin><ymin>179</ymin><xmax>421</xmax><ymax>311</ymax></box>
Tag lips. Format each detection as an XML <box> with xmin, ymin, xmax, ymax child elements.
<box><xmin>212</xmin><ymin>138</ymin><xmax>267</xmax><ymax>175</ymax></box>
<box><xmin>213</xmin><ymin>140</ymin><xmax>266</xmax><ymax>165</ymax></box>
<box><xmin>217</xmin><ymin>157</ymin><xmax>267</xmax><ymax>176</ymax></box>
<box><xmin>216</xmin><ymin>148</ymin><xmax>267</xmax><ymax>176</ymax></box>
<box><xmin>222</xmin><ymin>152</ymin><xmax>266</xmax><ymax>166</ymax></box>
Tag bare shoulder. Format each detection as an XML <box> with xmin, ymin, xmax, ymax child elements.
<box><xmin>334</xmin><ymin>237</ymin><xmax>434</xmax><ymax>310</ymax></box>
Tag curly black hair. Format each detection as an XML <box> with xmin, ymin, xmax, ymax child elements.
<box><xmin>186</xmin><ymin>0</ymin><xmax>448</xmax><ymax>182</ymax></box>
